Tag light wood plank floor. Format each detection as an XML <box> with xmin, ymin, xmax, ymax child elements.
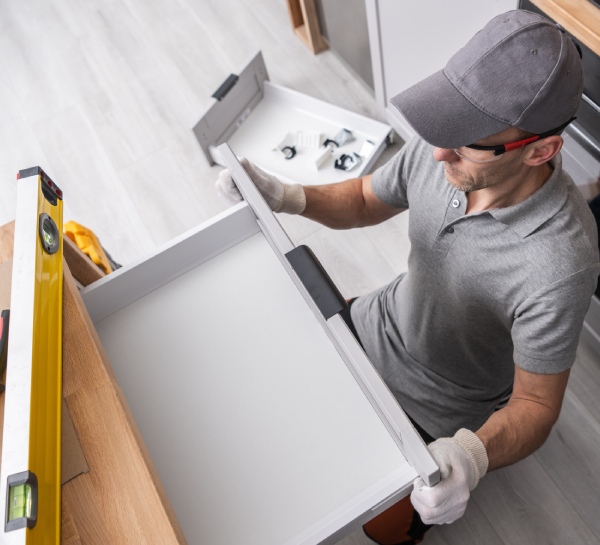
<box><xmin>1</xmin><ymin>1</ymin><xmax>599</xmax><ymax>544</ymax></box>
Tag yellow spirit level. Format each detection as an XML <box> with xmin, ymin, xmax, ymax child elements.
<box><xmin>0</xmin><ymin>167</ymin><xmax>63</xmax><ymax>544</ymax></box>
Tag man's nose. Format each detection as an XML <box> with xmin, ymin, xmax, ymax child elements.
<box><xmin>433</xmin><ymin>148</ymin><xmax>459</xmax><ymax>163</ymax></box>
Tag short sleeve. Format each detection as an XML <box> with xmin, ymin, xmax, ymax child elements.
<box><xmin>371</xmin><ymin>136</ymin><xmax>428</xmax><ymax>209</ymax></box>
<box><xmin>512</xmin><ymin>264</ymin><xmax>600</xmax><ymax>373</ymax></box>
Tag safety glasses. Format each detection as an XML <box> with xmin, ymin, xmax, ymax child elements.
<box><xmin>452</xmin><ymin>117</ymin><xmax>576</xmax><ymax>164</ymax></box>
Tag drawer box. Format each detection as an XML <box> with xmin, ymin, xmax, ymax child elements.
<box><xmin>80</xmin><ymin>147</ymin><xmax>438</xmax><ymax>545</ymax></box>
<box><xmin>193</xmin><ymin>52</ymin><xmax>393</xmax><ymax>185</ymax></box>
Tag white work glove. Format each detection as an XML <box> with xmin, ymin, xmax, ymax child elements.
<box><xmin>411</xmin><ymin>428</ymin><xmax>488</xmax><ymax>525</ymax></box>
<box><xmin>215</xmin><ymin>158</ymin><xmax>306</xmax><ymax>214</ymax></box>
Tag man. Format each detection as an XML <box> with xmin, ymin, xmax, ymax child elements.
<box><xmin>216</xmin><ymin>10</ymin><xmax>600</xmax><ymax>544</ymax></box>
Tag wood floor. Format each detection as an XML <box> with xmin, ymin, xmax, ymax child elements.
<box><xmin>1</xmin><ymin>1</ymin><xmax>599</xmax><ymax>544</ymax></box>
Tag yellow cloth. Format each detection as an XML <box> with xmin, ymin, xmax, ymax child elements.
<box><xmin>63</xmin><ymin>221</ymin><xmax>113</xmax><ymax>274</ymax></box>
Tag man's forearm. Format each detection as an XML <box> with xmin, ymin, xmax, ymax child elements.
<box><xmin>475</xmin><ymin>399</ymin><xmax>558</xmax><ymax>471</ymax></box>
<box><xmin>301</xmin><ymin>178</ymin><xmax>370</xmax><ymax>229</ymax></box>
<box><xmin>475</xmin><ymin>366</ymin><xmax>569</xmax><ymax>471</ymax></box>
<box><xmin>301</xmin><ymin>175</ymin><xmax>402</xmax><ymax>229</ymax></box>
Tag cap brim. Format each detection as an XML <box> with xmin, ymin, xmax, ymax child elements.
<box><xmin>390</xmin><ymin>70</ymin><xmax>510</xmax><ymax>149</ymax></box>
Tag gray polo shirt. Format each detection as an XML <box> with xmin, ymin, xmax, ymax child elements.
<box><xmin>351</xmin><ymin>136</ymin><xmax>600</xmax><ymax>439</ymax></box>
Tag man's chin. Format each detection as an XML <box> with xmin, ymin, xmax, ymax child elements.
<box><xmin>445</xmin><ymin>169</ymin><xmax>471</xmax><ymax>192</ymax></box>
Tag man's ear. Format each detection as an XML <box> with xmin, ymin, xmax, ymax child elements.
<box><xmin>523</xmin><ymin>135</ymin><xmax>563</xmax><ymax>166</ymax></box>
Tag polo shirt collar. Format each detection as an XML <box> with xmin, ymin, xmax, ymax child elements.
<box><xmin>487</xmin><ymin>153</ymin><xmax>568</xmax><ymax>238</ymax></box>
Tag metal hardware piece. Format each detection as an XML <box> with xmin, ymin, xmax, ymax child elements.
<box><xmin>334</xmin><ymin>152</ymin><xmax>362</xmax><ymax>171</ymax></box>
<box><xmin>282</xmin><ymin>145</ymin><xmax>297</xmax><ymax>159</ymax></box>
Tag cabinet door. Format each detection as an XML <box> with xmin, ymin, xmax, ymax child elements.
<box><xmin>366</xmin><ymin>0</ymin><xmax>519</xmax><ymax>141</ymax></box>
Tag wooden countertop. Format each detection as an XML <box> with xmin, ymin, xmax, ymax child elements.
<box><xmin>531</xmin><ymin>0</ymin><xmax>600</xmax><ymax>55</ymax></box>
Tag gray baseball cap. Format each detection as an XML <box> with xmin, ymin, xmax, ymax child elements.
<box><xmin>391</xmin><ymin>10</ymin><xmax>583</xmax><ymax>148</ymax></box>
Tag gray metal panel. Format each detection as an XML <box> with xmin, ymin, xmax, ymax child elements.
<box><xmin>314</xmin><ymin>0</ymin><xmax>374</xmax><ymax>90</ymax></box>
<box><xmin>582</xmin><ymin>295</ymin><xmax>600</xmax><ymax>357</ymax></box>
<box><xmin>192</xmin><ymin>51</ymin><xmax>269</xmax><ymax>165</ymax></box>
<box><xmin>365</xmin><ymin>0</ymin><xmax>386</xmax><ymax>117</ymax></box>
<box><xmin>562</xmin><ymin>128</ymin><xmax>600</xmax><ymax>200</ymax></box>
